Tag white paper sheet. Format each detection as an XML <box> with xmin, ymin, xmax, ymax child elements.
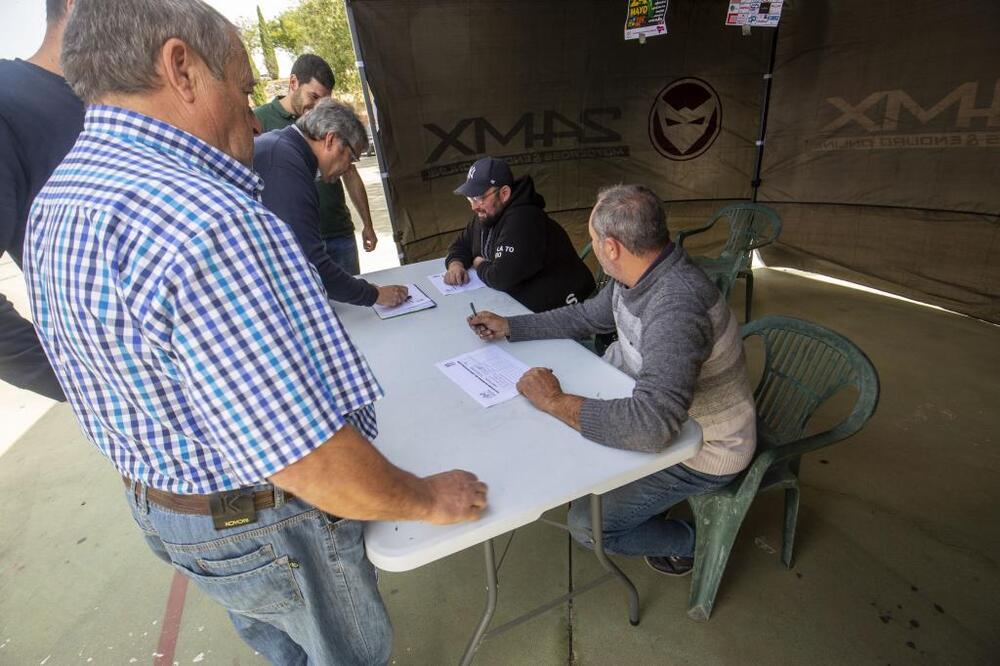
<box><xmin>372</xmin><ymin>283</ymin><xmax>436</xmax><ymax>319</ymax></box>
<box><xmin>435</xmin><ymin>346</ymin><xmax>530</xmax><ymax>408</ymax></box>
<box><xmin>427</xmin><ymin>268</ymin><xmax>486</xmax><ymax>295</ymax></box>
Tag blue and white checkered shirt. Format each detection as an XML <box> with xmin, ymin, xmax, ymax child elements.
<box><xmin>23</xmin><ymin>106</ymin><xmax>383</xmax><ymax>494</ymax></box>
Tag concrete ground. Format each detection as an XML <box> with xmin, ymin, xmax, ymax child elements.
<box><xmin>2</xmin><ymin>159</ymin><xmax>998</xmax><ymax>664</ymax></box>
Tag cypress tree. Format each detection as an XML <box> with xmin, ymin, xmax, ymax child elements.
<box><xmin>247</xmin><ymin>55</ymin><xmax>268</xmax><ymax>107</ymax></box>
<box><xmin>257</xmin><ymin>5</ymin><xmax>279</xmax><ymax>79</ymax></box>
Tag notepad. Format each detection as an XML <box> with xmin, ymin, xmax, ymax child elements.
<box><xmin>427</xmin><ymin>269</ymin><xmax>486</xmax><ymax>295</ymax></box>
<box><xmin>436</xmin><ymin>346</ymin><xmax>530</xmax><ymax>408</ymax></box>
<box><xmin>372</xmin><ymin>283</ymin><xmax>436</xmax><ymax>319</ymax></box>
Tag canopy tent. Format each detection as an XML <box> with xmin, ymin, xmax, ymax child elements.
<box><xmin>346</xmin><ymin>0</ymin><xmax>999</xmax><ymax>322</ymax></box>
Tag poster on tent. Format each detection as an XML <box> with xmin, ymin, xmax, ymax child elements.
<box><xmin>725</xmin><ymin>1</ymin><xmax>783</xmax><ymax>27</ymax></box>
<box><xmin>624</xmin><ymin>0</ymin><xmax>669</xmax><ymax>40</ymax></box>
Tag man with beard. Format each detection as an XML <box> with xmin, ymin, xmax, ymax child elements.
<box><xmin>443</xmin><ymin>156</ymin><xmax>595</xmax><ymax>313</ymax></box>
<box><xmin>254</xmin><ymin>54</ymin><xmax>377</xmax><ymax>276</ymax></box>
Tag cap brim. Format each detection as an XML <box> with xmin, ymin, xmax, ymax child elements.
<box><xmin>454</xmin><ymin>181</ymin><xmax>489</xmax><ymax>197</ymax></box>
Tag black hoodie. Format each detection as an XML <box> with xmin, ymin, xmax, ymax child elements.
<box><xmin>445</xmin><ymin>177</ymin><xmax>595</xmax><ymax>312</ymax></box>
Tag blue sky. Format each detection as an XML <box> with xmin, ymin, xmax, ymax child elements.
<box><xmin>0</xmin><ymin>0</ymin><xmax>298</xmax><ymax>71</ymax></box>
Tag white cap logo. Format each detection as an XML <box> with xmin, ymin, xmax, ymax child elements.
<box><xmin>467</xmin><ymin>164</ymin><xmax>477</xmax><ymax>180</ymax></box>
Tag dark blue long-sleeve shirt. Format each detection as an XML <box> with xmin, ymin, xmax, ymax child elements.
<box><xmin>0</xmin><ymin>59</ymin><xmax>84</xmax><ymax>400</ymax></box>
<box><xmin>253</xmin><ymin>126</ymin><xmax>378</xmax><ymax>306</ymax></box>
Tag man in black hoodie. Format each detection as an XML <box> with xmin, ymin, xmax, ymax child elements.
<box><xmin>444</xmin><ymin>157</ymin><xmax>595</xmax><ymax>312</ymax></box>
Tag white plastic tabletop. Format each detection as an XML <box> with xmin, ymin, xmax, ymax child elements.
<box><xmin>335</xmin><ymin>259</ymin><xmax>702</xmax><ymax>572</ymax></box>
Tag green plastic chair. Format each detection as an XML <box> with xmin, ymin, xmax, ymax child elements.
<box><xmin>676</xmin><ymin>203</ymin><xmax>782</xmax><ymax>322</ymax></box>
<box><xmin>578</xmin><ymin>241</ymin><xmax>610</xmax><ymax>298</ymax></box>
<box><xmin>685</xmin><ymin>315</ymin><xmax>880</xmax><ymax>621</ymax></box>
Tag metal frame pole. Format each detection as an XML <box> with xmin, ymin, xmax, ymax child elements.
<box><xmin>343</xmin><ymin>0</ymin><xmax>403</xmax><ymax>260</ymax></box>
<box><xmin>750</xmin><ymin>26</ymin><xmax>780</xmax><ymax>203</ymax></box>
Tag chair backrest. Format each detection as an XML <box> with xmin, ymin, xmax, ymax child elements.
<box><xmin>742</xmin><ymin>315</ymin><xmax>880</xmax><ymax>460</ymax></box>
<box><xmin>712</xmin><ymin>203</ymin><xmax>783</xmax><ymax>259</ymax></box>
<box><xmin>675</xmin><ymin>203</ymin><xmax>782</xmax><ymax>298</ymax></box>
<box><xmin>578</xmin><ymin>241</ymin><xmax>611</xmax><ymax>297</ymax></box>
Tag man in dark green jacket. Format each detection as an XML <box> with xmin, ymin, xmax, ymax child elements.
<box><xmin>254</xmin><ymin>54</ymin><xmax>376</xmax><ymax>276</ymax></box>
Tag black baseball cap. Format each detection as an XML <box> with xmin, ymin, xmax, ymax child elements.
<box><xmin>453</xmin><ymin>157</ymin><xmax>513</xmax><ymax>197</ymax></box>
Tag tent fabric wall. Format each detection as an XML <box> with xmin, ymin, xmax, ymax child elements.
<box><xmin>758</xmin><ymin>0</ymin><xmax>999</xmax><ymax>322</ymax></box>
<box><xmin>350</xmin><ymin>0</ymin><xmax>771</xmax><ymax>260</ymax></box>
<box><xmin>349</xmin><ymin>0</ymin><xmax>999</xmax><ymax>322</ymax></box>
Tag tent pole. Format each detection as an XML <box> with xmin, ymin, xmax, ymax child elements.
<box><xmin>344</xmin><ymin>0</ymin><xmax>403</xmax><ymax>262</ymax></box>
<box><xmin>751</xmin><ymin>26</ymin><xmax>780</xmax><ymax>203</ymax></box>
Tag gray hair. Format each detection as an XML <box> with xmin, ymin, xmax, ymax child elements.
<box><xmin>62</xmin><ymin>0</ymin><xmax>235</xmax><ymax>104</ymax></box>
<box><xmin>590</xmin><ymin>184</ymin><xmax>670</xmax><ymax>255</ymax></box>
<box><xmin>296</xmin><ymin>99</ymin><xmax>368</xmax><ymax>151</ymax></box>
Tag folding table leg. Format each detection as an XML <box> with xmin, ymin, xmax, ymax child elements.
<box><xmin>459</xmin><ymin>539</ymin><xmax>498</xmax><ymax>666</ymax></box>
<box><xmin>590</xmin><ymin>493</ymin><xmax>641</xmax><ymax>626</ymax></box>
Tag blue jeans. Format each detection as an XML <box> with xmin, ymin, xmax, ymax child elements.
<box><xmin>568</xmin><ymin>464</ymin><xmax>738</xmax><ymax>558</ymax></box>
<box><xmin>126</xmin><ymin>483</ymin><xmax>391</xmax><ymax>665</ymax></box>
<box><xmin>324</xmin><ymin>235</ymin><xmax>361</xmax><ymax>276</ymax></box>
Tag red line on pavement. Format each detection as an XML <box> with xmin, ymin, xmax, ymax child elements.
<box><xmin>154</xmin><ymin>570</ymin><xmax>189</xmax><ymax>666</ymax></box>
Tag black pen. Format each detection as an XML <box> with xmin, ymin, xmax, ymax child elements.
<box><xmin>470</xmin><ymin>302</ymin><xmax>488</xmax><ymax>334</ymax></box>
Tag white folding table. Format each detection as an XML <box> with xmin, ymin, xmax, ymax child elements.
<box><xmin>334</xmin><ymin>258</ymin><xmax>702</xmax><ymax>664</ymax></box>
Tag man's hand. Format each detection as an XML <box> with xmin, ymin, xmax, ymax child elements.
<box><xmin>515</xmin><ymin>368</ymin><xmax>585</xmax><ymax>430</ymax></box>
<box><xmin>362</xmin><ymin>224</ymin><xmax>377</xmax><ymax>252</ymax></box>
<box><xmin>468</xmin><ymin>310</ymin><xmax>509</xmax><ymax>340</ymax></box>
<box><xmin>376</xmin><ymin>284</ymin><xmax>409</xmax><ymax>307</ymax></box>
<box><xmin>269</xmin><ymin>424</ymin><xmax>488</xmax><ymax>524</ymax></box>
<box><xmin>421</xmin><ymin>470</ymin><xmax>489</xmax><ymax>524</ymax></box>
<box><xmin>517</xmin><ymin>367</ymin><xmax>563</xmax><ymax>412</ymax></box>
<box><xmin>444</xmin><ymin>260</ymin><xmax>469</xmax><ymax>286</ymax></box>
<box><xmin>472</xmin><ymin>255</ymin><xmax>486</xmax><ymax>269</ymax></box>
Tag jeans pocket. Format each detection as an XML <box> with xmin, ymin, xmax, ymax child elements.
<box><xmin>171</xmin><ymin>544</ymin><xmax>305</xmax><ymax>619</ymax></box>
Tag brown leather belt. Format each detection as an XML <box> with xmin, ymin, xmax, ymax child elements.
<box><xmin>123</xmin><ymin>477</ymin><xmax>294</xmax><ymax>515</ymax></box>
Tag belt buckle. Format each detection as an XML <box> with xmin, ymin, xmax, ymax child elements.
<box><xmin>209</xmin><ymin>490</ymin><xmax>258</xmax><ymax>530</ymax></box>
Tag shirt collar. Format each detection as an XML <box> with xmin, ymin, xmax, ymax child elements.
<box><xmin>285</xmin><ymin>125</ymin><xmax>319</xmax><ymax>174</ymax></box>
<box><xmin>84</xmin><ymin>105</ymin><xmax>263</xmax><ymax>198</ymax></box>
<box><xmin>635</xmin><ymin>241</ymin><xmax>676</xmax><ymax>286</ymax></box>
<box><xmin>271</xmin><ymin>95</ymin><xmax>296</xmax><ymax>121</ymax></box>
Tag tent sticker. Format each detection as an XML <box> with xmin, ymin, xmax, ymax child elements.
<box><xmin>625</xmin><ymin>0</ymin><xmax>669</xmax><ymax>41</ymax></box>
<box><xmin>725</xmin><ymin>1</ymin><xmax>783</xmax><ymax>27</ymax></box>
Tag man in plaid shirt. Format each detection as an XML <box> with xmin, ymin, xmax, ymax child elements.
<box><xmin>23</xmin><ymin>1</ymin><xmax>487</xmax><ymax>662</ymax></box>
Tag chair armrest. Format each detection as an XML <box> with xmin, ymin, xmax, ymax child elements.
<box><xmin>676</xmin><ymin>218</ymin><xmax>721</xmax><ymax>247</ymax></box>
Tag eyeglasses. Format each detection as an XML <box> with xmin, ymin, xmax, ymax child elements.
<box><xmin>341</xmin><ymin>137</ymin><xmax>360</xmax><ymax>163</ymax></box>
<box><xmin>467</xmin><ymin>187</ymin><xmax>499</xmax><ymax>206</ymax></box>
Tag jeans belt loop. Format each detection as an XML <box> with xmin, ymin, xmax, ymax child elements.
<box><xmin>272</xmin><ymin>486</ymin><xmax>285</xmax><ymax>509</ymax></box>
<box><xmin>136</xmin><ymin>480</ymin><xmax>150</xmax><ymax>516</ymax></box>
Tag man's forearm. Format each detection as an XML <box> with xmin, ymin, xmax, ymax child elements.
<box><xmin>342</xmin><ymin>166</ymin><xmax>373</xmax><ymax>227</ymax></box>
<box><xmin>269</xmin><ymin>424</ymin><xmax>432</xmax><ymax>521</ymax></box>
<box><xmin>540</xmin><ymin>393</ymin><xmax>584</xmax><ymax>431</ymax></box>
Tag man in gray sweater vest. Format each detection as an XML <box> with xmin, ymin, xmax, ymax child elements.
<box><xmin>469</xmin><ymin>184</ymin><xmax>756</xmax><ymax>575</ymax></box>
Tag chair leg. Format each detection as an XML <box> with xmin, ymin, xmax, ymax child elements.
<box><xmin>686</xmin><ymin>496</ymin><xmax>748</xmax><ymax>622</ymax></box>
<box><xmin>743</xmin><ymin>270</ymin><xmax>754</xmax><ymax>323</ymax></box>
<box><xmin>781</xmin><ymin>485</ymin><xmax>800</xmax><ymax>569</ymax></box>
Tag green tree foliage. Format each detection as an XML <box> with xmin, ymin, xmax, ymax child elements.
<box><xmin>246</xmin><ymin>52</ymin><xmax>269</xmax><ymax>107</ymax></box>
<box><xmin>269</xmin><ymin>0</ymin><xmax>362</xmax><ymax>99</ymax></box>
<box><xmin>257</xmin><ymin>5</ymin><xmax>280</xmax><ymax>79</ymax></box>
